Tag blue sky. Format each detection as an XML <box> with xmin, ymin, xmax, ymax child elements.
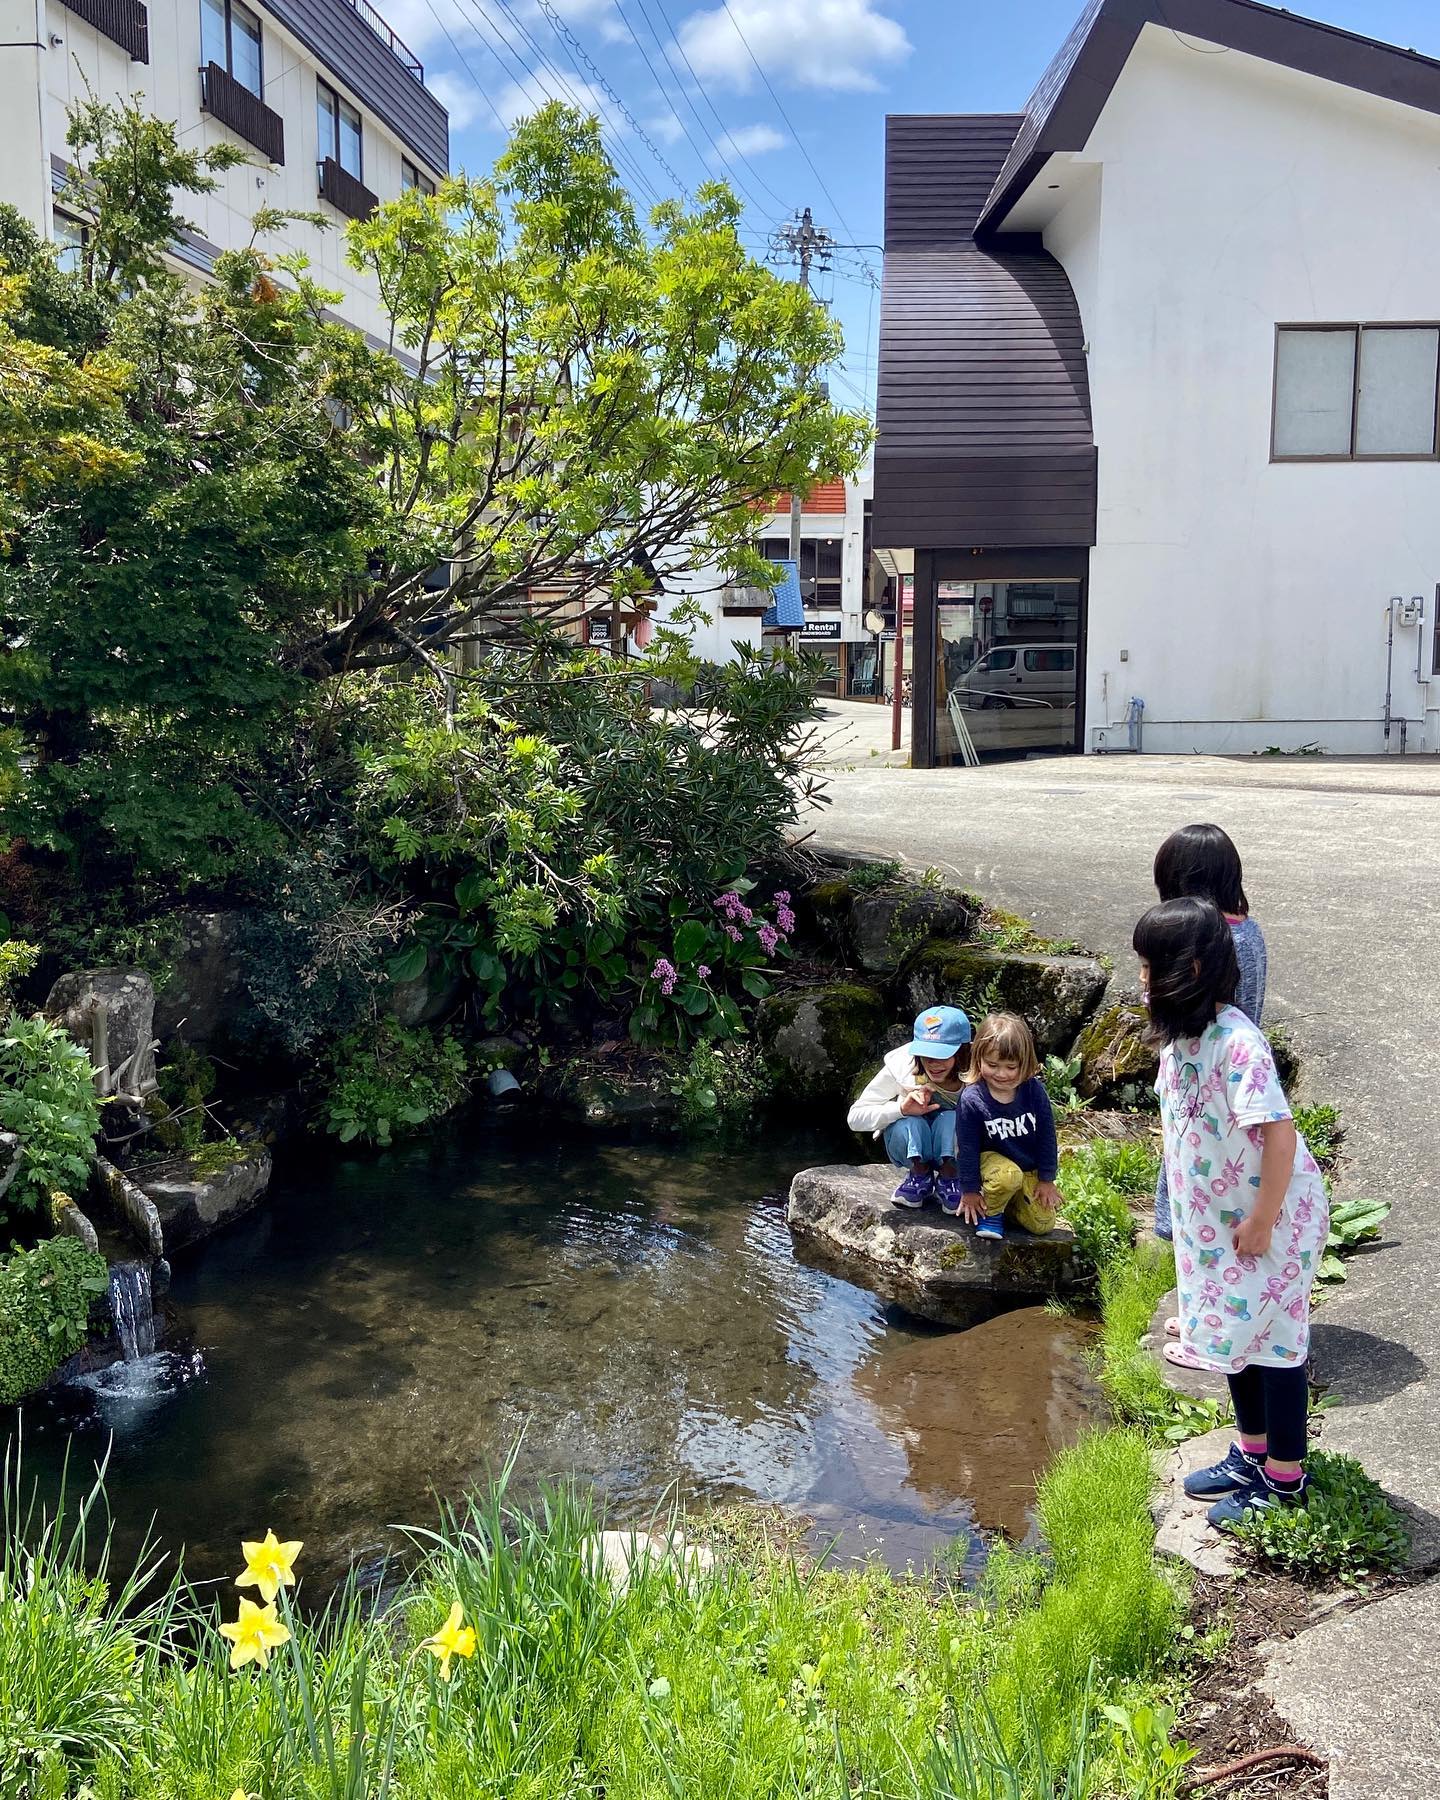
<box><xmin>388</xmin><ymin>0</ymin><xmax>1440</xmax><ymax>418</ymax></box>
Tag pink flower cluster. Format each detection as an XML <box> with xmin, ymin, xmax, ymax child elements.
<box><xmin>774</xmin><ymin>891</ymin><xmax>797</xmax><ymax>935</ymax></box>
<box><xmin>713</xmin><ymin>891</ymin><xmax>754</xmax><ymax>926</ymax></box>
<box><xmin>651</xmin><ymin>956</ymin><xmax>678</xmax><ymax>997</ymax></box>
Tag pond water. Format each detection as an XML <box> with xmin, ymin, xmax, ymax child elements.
<box><xmin>19</xmin><ymin>1121</ymin><xmax>1105</xmax><ymax>1592</ymax></box>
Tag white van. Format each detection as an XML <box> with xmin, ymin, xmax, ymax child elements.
<box><xmin>955</xmin><ymin>643</ymin><xmax>1076</xmax><ymax>709</ymax></box>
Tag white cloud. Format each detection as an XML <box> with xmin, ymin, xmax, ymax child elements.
<box><xmin>676</xmin><ymin>0</ymin><xmax>910</xmax><ymax>93</ymax></box>
<box><xmin>646</xmin><ymin>109</ymin><xmax>687</xmax><ymax>146</ymax></box>
<box><xmin>713</xmin><ymin>122</ymin><xmax>786</xmax><ymax>160</ymax></box>
<box><xmin>427</xmin><ymin>68</ymin><xmax>483</xmax><ymax>132</ymax></box>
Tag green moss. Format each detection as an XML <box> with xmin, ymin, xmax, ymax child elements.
<box><xmin>1074</xmin><ymin>1003</ymin><xmax>1156</xmax><ymax>1099</ymax></box>
<box><xmin>757</xmin><ymin>981</ymin><xmax>888</xmax><ymax>1101</ymax></box>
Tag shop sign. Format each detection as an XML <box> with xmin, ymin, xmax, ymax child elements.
<box><xmin>800</xmin><ymin>620</ymin><xmax>842</xmax><ymax>640</ymax></box>
<box><xmin>587</xmin><ymin>618</ymin><xmax>611</xmax><ymax>644</ymax></box>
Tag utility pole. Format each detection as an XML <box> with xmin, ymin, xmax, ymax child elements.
<box><xmin>770</xmin><ymin>208</ymin><xmax>835</xmax><ymax>564</ymax></box>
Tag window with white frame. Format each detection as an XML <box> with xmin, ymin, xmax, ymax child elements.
<box><xmin>317</xmin><ymin>79</ymin><xmax>362</xmax><ymax>179</ymax></box>
<box><xmin>402</xmin><ymin>158</ymin><xmax>435</xmax><ymax>196</ymax></box>
<box><xmin>52</xmin><ymin>212</ymin><xmax>88</xmax><ymax>275</ymax></box>
<box><xmin>201</xmin><ymin>0</ymin><xmax>263</xmax><ymax>96</ymax></box>
<box><xmin>1273</xmin><ymin>324</ymin><xmax>1440</xmax><ymax>460</ymax></box>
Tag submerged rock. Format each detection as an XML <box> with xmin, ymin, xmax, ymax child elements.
<box><xmin>133</xmin><ymin>1147</ymin><xmax>273</xmax><ymax>1253</ymax></box>
<box><xmin>556</xmin><ymin>1067</ymin><xmax>679</xmax><ymax>1131</ymax></box>
<box><xmin>1072</xmin><ymin>1002</ymin><xmax>1157</xmax><ymax>1100</ymax></box>
<box><xmin>786</xmin><ymin>1164</ymin><xmax>1084</xmax><ymax>1324</ymax></box>
<box><xmin>756</xmin><ymin>981</ymin><xmax>889</xmax><ymax>1101</ymax></box>
<box><xmin>903</xmin><ymin>942</ymin><xmax>1108</xmax><ymax>1054</ymax></box>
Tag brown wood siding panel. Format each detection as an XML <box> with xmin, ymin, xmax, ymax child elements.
<box><xmin>981</xmin><ymin>0</ymin><xmax>1440</xmax><ymax>232</ymax></box>
<box><xmin>319</xmin><ymin>155</ymin><xmax>378</xmax><ymax>220</ymax></box>
<box><xmin>202</xmin><ymin>62</ymin><xmax>285</xmax><ymax>163</ymax></box>
<box><xmin>876</xmin><ymin>113</ymin><xmax>1098</xmax><ymax>550</ymax></box>
<box><xmin>59</xmin><ymin>0</ymin><xmax>148</xmax><ymax>59</ymax></box>
<box><xmin>258</xmin><ymin>0</ymin><xmax>448</xmax><ymax>173</ymax></box>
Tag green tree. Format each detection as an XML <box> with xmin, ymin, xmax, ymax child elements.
<box><xmin>0</xmin><ymin>97</ymin><xmax>865</xmax><ymax>888</ymax></box>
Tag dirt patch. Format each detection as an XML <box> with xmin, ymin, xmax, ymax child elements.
<box><xmin>1181</xmin><ymin>1573</ymin><xmax>1330</xmax><ymax>1798</ymax></box>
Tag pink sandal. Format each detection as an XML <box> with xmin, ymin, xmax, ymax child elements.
<box><xmin>1162</xmin><ymin>1342</ymin><xmax>1207</xmax><ymax>1370</ymax></box>
<box><xmin>1164</xmin><ymin>1318</ymin><xmax>1181</xmax><ymax>1339</ymax></box>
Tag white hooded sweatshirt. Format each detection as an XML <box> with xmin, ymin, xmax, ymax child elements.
<box><xmin>846</xmin><ymin>1046</ymin><xmax>936</xmax><ymax>1138</ymax></box>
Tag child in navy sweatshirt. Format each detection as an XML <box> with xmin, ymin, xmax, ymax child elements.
<box><xmin>950</xmin><ymin>1012</ymin><xmax>1063</xmax><ymax>1240</ymax></box>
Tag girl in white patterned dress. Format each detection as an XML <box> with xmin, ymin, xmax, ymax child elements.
<box><xmin>1133</xmin><ymin>897</ymin><xmax>1328</xmax><ymax>1529</ymax></box>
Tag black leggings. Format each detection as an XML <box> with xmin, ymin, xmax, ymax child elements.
<box><xmin>1227</xmin><ymin>1363</ymin><xmax>1309</xmax><ymax>1463</ymax></box>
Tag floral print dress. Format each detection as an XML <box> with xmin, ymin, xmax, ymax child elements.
<box><xmin>1157</xmin><ymin>1006</ymin><xmax>1328</xmax><ymax>1372</ymax></box>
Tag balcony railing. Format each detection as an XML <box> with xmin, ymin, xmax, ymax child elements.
<box><xmin>202</xmin><ymin>62</ymin><xmax>285</xmax><ymax>164</ymax></box>
<box><xmin>318</xmin><ymin>156</ymin><xmax>378</xmax><ymax>222</ymax></box>
<box><xmin>341</xmin><ymin>0</ymin><xmax>423</xmax><ymax>81</ymax></box>
<box><xmin>59</xmin><ymin>0</ymin><xmax>148</xmax><ymax>60</ymax></box>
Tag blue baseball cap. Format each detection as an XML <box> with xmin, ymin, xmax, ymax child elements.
<box><xmin>903</xmin><ymin>1005</ymin><xmax>972</xmax><ymax>1060</ymax></box>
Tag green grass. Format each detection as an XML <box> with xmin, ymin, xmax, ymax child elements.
<box><xmin>1293</xmin><ymin>1101</ymin><xmax>1342</xmax><ymax>1170</ymax></box>
<box><xmin>3</xmin><ymin>1432</ymin><xmax>1188</xmax><ymax>1800</ymax></box>
<box><xmin>1056</xmin><ymin>1138</ymin><xmax>1158</xmax><ymax>1282</ymax></box>
<box><xmin>1096</xmin><ymin>1241</ymin><xmax>1226</xmax><ymax>1445</ymax></box>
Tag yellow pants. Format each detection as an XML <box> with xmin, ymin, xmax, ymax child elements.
<box><xmin>979</xmin><ymin>1152</ymin><xmax>1057</xmax><ymax>1236</ymax></box>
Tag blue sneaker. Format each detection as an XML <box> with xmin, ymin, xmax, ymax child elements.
<box><xmin>1183</xmin><ymin>1443</ymin><xmax>1264</xmax><ymax>1499</ymax></box>
<box><xmin>1207</xmin><ymin>1470</ymin><xmax>1309</xmax><ymax>1530</ymax></box>
<box><xmin>975</xmin><ymin>1214</ymin><xmax>1005</xmax><ymax>1241</ymax></box>
<box><xmin>935</xmin><ymin>1176</ymin><xmax>964</xmax><ymax>1216</ymax></box>
<box><xmin>891</xmin><ymin>1169</ymin><xmax>934</xmax><ymax>1209</ymax></box>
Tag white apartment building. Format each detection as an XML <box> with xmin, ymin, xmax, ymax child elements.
<box><xmin>0</xmin><ymin>0</ymin><xmax>448</xmax><ymax>340</ymax></box>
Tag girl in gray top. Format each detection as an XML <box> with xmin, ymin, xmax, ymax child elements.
<box><xmin>1151</xmin><ymin>824</ymin><xmax>1267</xmax><ymax>1240</ymax></box>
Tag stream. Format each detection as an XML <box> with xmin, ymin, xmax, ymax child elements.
<box><xmin>19</xmin><ymin>1121</ymin><xmax>1105</xmax><ymax>1591</ymax></box>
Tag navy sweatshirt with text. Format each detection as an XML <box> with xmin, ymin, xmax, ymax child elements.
<box><xmin>956</xmin><ymin>1078</ymin><xmax>1059</xmax><ymax>1193</ymax></box>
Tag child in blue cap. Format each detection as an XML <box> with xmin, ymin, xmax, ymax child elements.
<box><xmin>848</xmin><ymin>1005</ymin><xmax>973</xmax><ymax>1210</ymax></box>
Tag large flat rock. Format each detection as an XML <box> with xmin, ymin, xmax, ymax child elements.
<box><xmin>786</xmin><ymin>1164</ymin><xmax>1083</xmax><ymax>1324</ymax></box>
<box><xmin>135</xmin><ymin>1148</ymin><xmax>273</xmax><ymax>1252</ymax></box>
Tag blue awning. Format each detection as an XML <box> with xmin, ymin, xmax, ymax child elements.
<box><xmin>761</xmin><ymin>559</ymin><xmax>804</xmax><ymax>630</ymax></box>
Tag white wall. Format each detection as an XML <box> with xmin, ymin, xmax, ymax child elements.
<box><xmin>9</xmin><ymin>0</ymin><xmax>440</xmax><ymax>341</ymax></box>
<box><xmin>1040</xmin><ymin>27</ymin><xmax>1440</xmax><ymax>755</ymax></box>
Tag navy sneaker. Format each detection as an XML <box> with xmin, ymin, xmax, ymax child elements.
<box><xmin>935</xmin><ymin>1176</ymin><xmax>964</xmax><ymax>1216</ymax></box>
<box><xmin>1183</xmin><ymin>1443</ymin><xmax>1264</xmax><ymax>1499</ymax></box>
<box><xmin>975</xmin><ymin>1214</ymin><xmax>1005</xmax><ymax>1241</ymax></box>
<box><xmin>1207</xmin><ymin>1470</ymin><xmax>1309</xmax><ymax>1530</ymax></box>
<box><xmin>891</xmin><ymin>1169</ymin><xmax>934</xmax><ymax>1209</ymax></box>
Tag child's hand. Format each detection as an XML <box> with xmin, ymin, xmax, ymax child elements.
<box><xmin>1233</xmin><ymin>1215</ymin><xmax>1274</xmax><ymax>1258</ymax></box>
<box><xmin>959</xmin><ymin>1192</ymin><xmax>985</xmax><ymax>1225</ymax></box>
<box><xmin>900</xmin><ymin>1090</ymin><xmax>936</xmax><ymax>1116</ymax></box>
<box><xmin>1035</xmin><ymin>1179</ymin><xmax>1062</xmax><ymax>1213</ymax></box>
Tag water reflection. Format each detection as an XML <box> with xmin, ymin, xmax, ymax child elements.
<box><xmin>14</xmin><ymin>1122</ymin><xmax>1104</xmax><ymax>1590</ymax></box>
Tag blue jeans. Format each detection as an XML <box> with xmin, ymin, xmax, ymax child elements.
<box><xmin>884</xmin><ymin>1110</ymin><xmax>958</xmax><ymax>1169</ymax></box>
<box><xmin>1154</xmin><ymin>1163</ymin><xmax>1174</xmax><ymax>1240</ymax></box>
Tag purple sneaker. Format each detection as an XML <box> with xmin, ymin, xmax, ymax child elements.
<box><xmin>891</xmin><ymin>1169</ymin><xmax>934</xmax><ymax>1209</ymax></box>
<box><xmin>935</xmin><ymin>1176</ymin><xmax>964</xmax><ymax>1216</ymax></box>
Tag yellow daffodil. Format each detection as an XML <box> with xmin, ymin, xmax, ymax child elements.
<box><xmin>421</xmin><ymin>1601</ymin><xmax>476</xmax><ymax>1682</ymax></box>
<box><xmin>236</xmin><ymin>1530</ymin><xmax>303</xmax><ymax>1604</ymax></box>
<box><xmin>220</xmin><ymin>1597</ymin><xmax>292</xmax><ymax>1670</ymax></box>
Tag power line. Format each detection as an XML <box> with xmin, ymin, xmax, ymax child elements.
<box><xmin>527</xmin><ymin>0</ymin><xmax>690</xmax><ymax>194</ymax></box>
<box><xmin>453</xmin><ymin>0</ymin><xmax>662</xmax><ymax>203</ymax></box>
<box><xmin>713</xmin><ymin>3</ymin><xmax>881</xmax><ymax>284</ymax></box>
<box><xmin>417</xmin><ymin>0</ymin><xmax>509</xmax><ymax>132</ymax></box>
<box><xmin>637</xmin><ymin>0</ymin><xmax>791</xmax><ymax>219</ymax></box>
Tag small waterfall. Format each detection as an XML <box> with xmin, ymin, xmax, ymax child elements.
<box><xmin>109</xmin><ymin>1261</ymin><xmax>156</xmax><ymax>1362</ymax></box>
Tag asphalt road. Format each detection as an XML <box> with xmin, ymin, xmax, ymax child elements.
<box><xmin>810</xmin><ymin>752</ymin><xmax>1440</xmax><ymax>1548</ymax></box>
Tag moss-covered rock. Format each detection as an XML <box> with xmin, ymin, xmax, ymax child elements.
<box><xmin>756</xmin><ymin>981</ymin><xmax>889</xmax><ymax>1102</ymax></box>
<box><xmin>786</xmin><ymin>1164</ymin><xmax>1084</xmax><ymax>1323</ymax></box>
<box><xmin>798</xmin><ymin>865</ymin><xmax>975</xmax><ymax>974</ymax></box>
<box><xmin>902</xmin><ymin>942</ymin><xmax>1108</xmax><ymax>1054</ymax></box>
<box><xmin>554</xmin><ymin>1065</ymin><xmax>679</xmax><ymax>1132</ymax></box>
<box><xmin>1073</xmin><ymin>1002</ymin><xmax>1157</xmax><ymax>1101</ymax></box>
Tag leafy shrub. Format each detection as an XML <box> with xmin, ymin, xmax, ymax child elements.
<box><xmin>0</xmin><ymin>1012</ymin><xmax>104</xmax><ymax>1214</ymax></box>
<box><xmin>669</xmin><ymin>1041</ymin><xmax>775</xmax><ymax>1133</ymax></box>
<box><xmin>322</xmin><ymin>1019</ymin><xmax>470</xmax><ymax>1147</ymax></box>
<box><xmin>0</xmin><ymin>936</ymin><xmax>39</xmax><ymax>998</ymax></box>
<box><xmin>1041</xmin><ymin>1053</ymin><xmax>1088</xmax><ymax>1118</ymax></box>
<box><xmin>844</xmin><ymin>858</ymin><xmax>903</xmax><ymax>895</ymax></box>
<box><xmin>1315</xmin><ymin>1194</ymin><xmax>1390</xmax><ymax>1290</ymax></box>
<box><xmin>1294</xmin><ymin>1101</ymin><xmax>1342</xmax><ymax>1169</ymax></box>
<box><xmin>633</xmin><ymin>886</ymin><xmax>794</xmax><ymax>1049</ymax></box>
<box><xmin>1056</xmin><ymin>1143</ymin><xmax>1137</xmax><ymax>1280</ymax></box>
<box><xmin>1229</xmin><ymin>1450</ymin><xmax>1410</xmax><ymax>1583</ymax></box>
<box><xmin>0</xmin><ymin>1235</ymin><xmax>109</xmax><ymax>1403</ymax></box>
<box><xmin>1081</xmin><ymin>1136</ymin><xmax>1160</xmax><ymax>1197</ymax></box>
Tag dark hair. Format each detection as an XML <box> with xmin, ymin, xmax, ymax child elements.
<box><xmin>1153</xmin><ymin>823</ymin><xmax>1248</xmax><ymax>916</ymax></box>
<box><xmin>1132</xmin><ymin>897</ymin><xmax>1239</xmax><ymax>1044</ymax></box>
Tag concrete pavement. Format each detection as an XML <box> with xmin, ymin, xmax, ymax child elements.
<box><xmin>811</xmin><ymin>751</ymin><xmax>1440</xmax><ymax>1797</ymax></box>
